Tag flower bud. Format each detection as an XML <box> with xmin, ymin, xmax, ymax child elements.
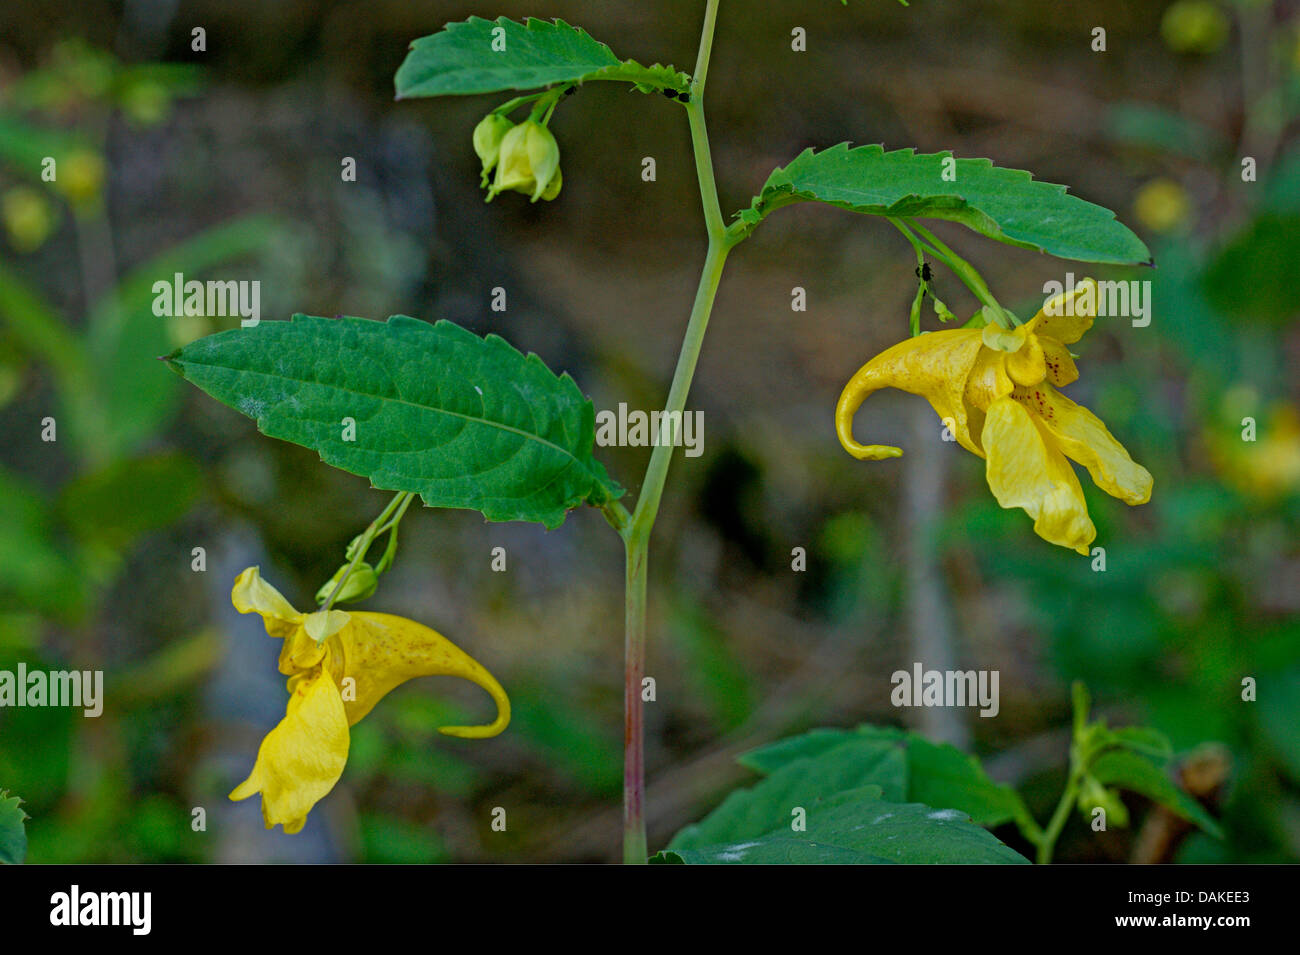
<box><xmin>314</xmin><ymin>561</ymin><xmax>379</xmax><ymax>605</ymax></box>
<box><xmin>473</xmin><ymin>113</ymin><xmax>515</xmax><ymax>187</ymax></box>
<box><xmin>488</xmin><ymin>120</ymin><xmax>561</xmax><ymax>203</ymax></box>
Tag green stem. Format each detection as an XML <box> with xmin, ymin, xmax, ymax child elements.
<box><xmin>1035</xmin><ymin>747</ymin><xmax>1084</xmax><ymax>864</ymax></box>
<box><xmin>494</xmin><ymin>91</ymin><xmax>547</xmax><ymax>116</ymax></box>
<box><xmin>619</xmin><ymin>0</ymin><xmax>731</xmax><ymax>864</ymax></box>
<box><xmin>900</xmin><ymin>220</ymin><xmax>1015</xmax><ymax>328</ymax></box>
<box><xmin>320</xmin><ymin>491</ymin><xmax>412</xmax><ymax>612</ymax></box>
<box><xmin>622</xmin><ymin>529</ymin><xmax>648</xmax><ymax>864</ymax></box>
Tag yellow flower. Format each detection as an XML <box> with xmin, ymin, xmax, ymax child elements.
<box><xmin>228</xmin><ymin>566</ymin><xmax>510</xmax><ymax>832</ymax></box>
<box><xmin>1133</xmin><ymin>178</ymin><xmax>1192</xmax><ymax>234</ymax></box>
<box><xmin>487</xmin><ymin>120</ymin><xmax>561</xmax><ymax>203</ymax></box>
<box><xmin>836</xmin><ymin>279</ymin><xmax>1152</xmax><ymax>555</ymax></box>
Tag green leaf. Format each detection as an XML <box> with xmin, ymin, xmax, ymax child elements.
<box><xmin>167</xmin><ymin>314</ymin><xmax>622</xmax><ymax>527</ymax></box>
<box><xmin>906</xmin><ymin>737</ymin><xmax>1030</xmax><ymax>829</ymax></box>
<box><xmin>739</xmin><ymin>725</ymin><xmax>1029</xmax><ymax>829</ymax></box>
<box><xmin>57</xmin><ymin>452</ymin><xmax>202</xmax><ymax>548</ymax></box>
<box><xmin>742</xmin><ymin>144</ymin><xmax>1152</xmax><ymax>265</ymax></box>
<box><xmin>657</xmin><ymin>788</ymin><xmax>1029</xmax><ymax>864</ymax></box>
<box><xmin>395</xmin><ymin>17</ymin><xmax>689</xmax><ymax>99</ymax></box>
<box><xmin>1090</xmin><ymin>749</ymin><xmax>1223</xmax><ymax>838</ymax></box>
<box><xmin>671</xmin><ymin>737</ymin><xmax>907</xmax><ymax>850</ymax></box>
<box><xmin>738</xmin><ymin>726</ymin><xmax>873</xmax><ymax>773</ymax></box>
<box><xmin>0</xmin><ymin>790</ymin><xmax>27</xmax><ymax>864</ymax></box>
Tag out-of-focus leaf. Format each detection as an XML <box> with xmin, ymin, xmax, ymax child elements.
<box><xmin>1202</xmin><ymin>215</ymin><xmax>1300</xmax><ymax>325</ymax></box>
<box><xmin>113</xmin><ymin>628</ymin><xmax>223</xmax><ymax>705</ymax></box>
<box><xmin>1108</xmin><ymin>726</ymin><xmax>1175</xmax><ymax>760</ymax></box>
<box><xmin>57</xmin><ymin>451</ymin><xmax>203</xmax><ymax>549</ymax></box>
<box><xmin>1257</xmin><ymin>668</ymin><xmax>1300</xmax><ymax>787</ymax></box>
<box><xmin>668</xmin><ymin>598</ymin><xmax>756</xmax><ymax>731</ymax></box>
<box><xmin>360</xmin><ymin>815</ymin><xmax>449</xmax><ymax>864</ymax></box>
<box><xmin>0</xmin><ymin>260</ymin><xmax>99</xmax><ymax>449</ymax></box>
<box><xmin>657</xmin><ymin>787</ymin><xmax>1029</xmax><ymax>864</ymax></box>
<box><xmin>0</xmin><ymin>115</ymin><xmax>94</xmax><ymax>187</ymax></box>
<box><xmin>509</xmin><ymin>687</ymin><xmax>621</xmax><ymax>793</ymax></box>
<box><xmin>0</xmin><ymin>468</ymin><xmax>86</xmax><ymax>618</ymax></box>
<box><xmin>86</xmin><ymin>214</ymin><xmax>282</xmax><ymax>459</ymax></box>
<box><xmin>1090</xmin><ymin>748</ymin><xmax>1223</xmax><ymax>838</ymax></box>
<box><xmin>1104</xmin><ymin>103</ymin><xmax>1224</xmax><ymax>161</ymax></box>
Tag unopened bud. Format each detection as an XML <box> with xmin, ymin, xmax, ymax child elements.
<box><xmin>473</xmin><ymin>113</ymin><xmax>515</xmax><ymax>187</ymax></box>
<box><xmin>315</xmin><ymin>561</ymin><xmax>378</xmax><ymax>605</ymax></box>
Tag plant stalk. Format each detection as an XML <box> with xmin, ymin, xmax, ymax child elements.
<box><xmin>619</xmin><ymin>0</ymin><xmax>730</xmax><ymax>864</ymax></box>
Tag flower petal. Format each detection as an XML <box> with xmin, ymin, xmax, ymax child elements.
<box><xmin>1041</xmin><ymin>337</ymin><xmax>1079</xmax><ymax>386</ymax></box>
<box><xmin>229</xmin><ymin>666</ymin><xmax>349</xmax><ymax>833</ymax></box>
<box><xmin>836</xmin><ymin>329</ymin><xmax>985</xmax><ymax>458</ymax></box>
<box><xmin>1005</xmin><ymin>332</ymin><xmax>1047</xmax><ymax>387</ymax></box>
<box><xmin>278</xmin><ymin>627</ymin><xmax>328</xmax><ymax>675</ymax></box>
<box><xmin>964</xmin><ymin>347</ymin><xmax>1016</xmax><ymax>411</ymax></box>
<box><xmin>1034</xmin><ymin>387</ymin><xmax>1153</xmax><ymax>505</ymax></box>
<box><xmin>1028</xmin><ymin>278</ymin><xmax>1097</xmax><ymax>345</ymax></box>
<box><xmin>232</xmin><ymin>566</ymin><xmax>302</xmax><ymax>638</ymax></box>
<box><xmin>981</xmin><ymin>396</ymin><xmax>1096</xmax><ymax>555</ymax></box>
<box><xmin>331</xmin><ymin>612</ymin><xmax>510</xmax><ymax>738</ymax></box>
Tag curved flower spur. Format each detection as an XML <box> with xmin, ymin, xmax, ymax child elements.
<box><xmin>835</xmin><ymin>279</ymin><xmax>1153</xmax><ymax>555</ymax></box>
<box><xmin>228</xmin><ymin>567</ymin><xmax>510</xmax><ymax>833</ymax></box>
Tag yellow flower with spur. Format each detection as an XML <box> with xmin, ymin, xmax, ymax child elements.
<box><xmin>836</xmin><ymin>279</ymin><xmax>1152</xmax><ymax>555</ymax></box>
<box><xmin>228</xmin><ymin>566</ymin><xmax>510</xmax><ymax>833</ymax></box>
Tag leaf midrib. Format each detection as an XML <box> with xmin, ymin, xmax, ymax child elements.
<box><xmin>179</xmin><ymin>355</ymin><xmax>593</xmax><ymax>475</ymax></box>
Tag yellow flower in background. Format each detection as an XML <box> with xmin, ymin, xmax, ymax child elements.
<box><xmin>836</xmin><ymin>279</ymin><xmax>1153</xmax><ymax>555</ymax></box>
<box><xmin>1133</xmin><ymin>178</ymin><xmax>1192</xmax><ymax>234</ymax></box>
<box><xmin>228</xmin><ymin>566</ymin><xmax>510</xmax><ymax>833</ymax></box>
<box><xmin>1160</xmin><ymin>1</ymin><xmax>1230</xmax><ymax>55</ymax></box>
<box><xmin>54</xmin><ymin>150</ymin><xmax>105</xmax><ymax>208</ymax></box>
<box><xmin>1207</xmin><ymin>403</ymin><xmax>1300</xmax><ymax>500</ymax></box>
<box><xmin>1</xmin><ymin>187</ymin><xmax>56</xmax><ymax>253</ymax></box>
